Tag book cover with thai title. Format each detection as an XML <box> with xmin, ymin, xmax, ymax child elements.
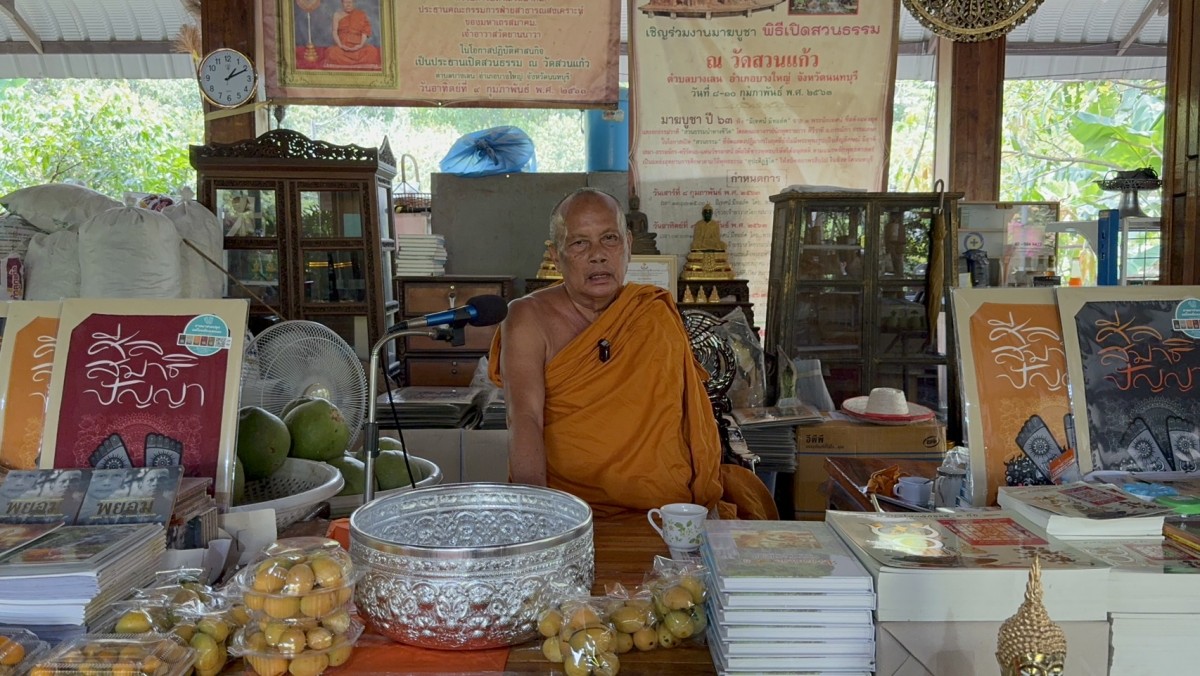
<box><xmin>0</xmin><ymin>301</ymin><xmax>61</xmax><ymax>471</ymax></box>
<box><xmin>39</xmin><ymin>299</ymin><xmax>247</xmax><ymax>508</ymax></box>
<box><xmin>0</xmin><ymin>468</ymin><xmax>89</xmax><ymax>524</ymax></box>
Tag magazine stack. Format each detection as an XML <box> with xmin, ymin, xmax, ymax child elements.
<box><xmin>700</xmin><ymin>520</ymin><xmax>876</xmax><ymax>675</ymax></box>
<box><xmin>374</xmin><ymin>386</ymin><xmax>486</xmax><ymax>428</ymax></box>
<box><xmin>729</xmin><ymin>406</ymin><xmax>820</xmax><ymax>476</ymax></box>
<box><xmin>394</xmin><ymin>234</ymin><xmax>447</xmax><ymax>276</ymax></box>
<box><xmin>0</xmin><ymin>467</ymin><xmax>179</xmax><ymax>642</ymax></box>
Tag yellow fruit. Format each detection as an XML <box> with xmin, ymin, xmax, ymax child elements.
<box><xmin>565</xmin><ymin>605</ymin><xmax>604</xmax><ymax>632</ymax></box>
<box><xmin>335</xmin><ymin>586</ymin><xmax>353</xmax><ymax>605</ymax></box>
<box><xmin>661</xmin><ymin>585</ymin><xmax>694</xmax><ymax>611</ymax></box>
<box><xmin>0</xmin><ymin>636</ymin><xmax>25</xmax><ymax>666</ymax></box>
<box><xmin>195</xmin><ymin>667</ymin><xmax>224</xmax><ymax>676</ymax></box>
<box><xmin>276</xmin><ymin>628</ymin><xmax>307</xmax><ymax>658</ymax></box>
<box><xmin>283</xmin><ymin>564</ymin><xmax>316</xmax><ymax>595</ymax></box>
<box><xmin>623</xmin><ymin>599</ymin><xmax>654</xmax><ymax>613</ymax></box>
<box><xmin>229</xmin><ymin>605</ymin><xmax>253</xmax><ymax>627</ymax></box>
<box><xmin>308</xmin><ymin>556</ymin><xmax>344</xmax><ymax>588</ymax></box>
<box><xmin>568</xmin><ymin>626</ymin><xmax>614</xmax><ymax>654</ymax></box>
<box><xmin>689</xmin><ymin>605</ymin><xmax>708</xmax><ymax>634</ymax></box>
<box><xmin>678</xmin><ymin>575</ymin><xmax>707</xmax><ymax>604</ymax></box>
<box><xmin>631</xmin><ymin>628</ymin><xmax>657</xmax><ymax>651</ymax></box>
<box><xmin>253</xmin><ymin>563</ymin><xmax>288</xmax><ymax>593</ymax></box>
<box><xmin>172</xmin><ymin>587</ymin><xmax>201</xmax><ymax>606</ymax></box>
<box><xmin>155</xmin><ymin>639</ymin><xmax>190</xmax><ymax>664</ymax></box>
<box><xmin>264</xmin><ymin>621</ymin><xmax>289</xmax><ymax>647</ymax></box>
<box><xmin>593</xmin><ymin>650</ymin><xmax>620</xmax><ymax>676</ymax></box>
<box><xmin>656</xmin><ymin>624</ymin><xmax>677</xmax><ymax>649</ymax></box>
<box><xmin>139</xmin><ymin>655</ymin><xmax>165</xmax><ymax>675</ymax></box>
<box><xmin>244</xmin><ymin>631</ymin><xmax>269</xmax><ymax>652</ymax></box>
<box><xmin>320</xmin><ymin>609</ymin><xmax>352</xmax><ymax>634</ymax></box>
<box><xmin>111</xmin><ymin>660</ymin><xmax>139</xmax><ymax>676</ymax></box>
<box><xmin>244</xmin><ymin>592</ymin><xmax>267</xmax><ymax>612</ymax></box>
<box><xmin>537</xmin><ymin>609</ymin><xmax>564</xmax><ymax>638</ymax></box>
<box><xmin>189</xmin><ymin>632</ymin><xmax>223</xmax><ymax>672</ymax></box>
<box><xmin>562</xmin><ymin>652</ymin><xmax>591</xmax><ymax>676</ymax></box>
<box><xmin>664</xmin><ymin>610</ymin><xmax>694</xmax><ymax>639</ymax></box>
<box><xmin>289</xmin><ymin>652</ymin><xmax>329</xmax><ymax>676</ymax></box>
<box><xmin>299</xmin><ymin>591</ymin><xmax>338</xmax><ymax>618</ymax></box>
<box><xmin>197</xmin><ymin>617</ymin><xmax>231</xmax><ymax>643</ymax></box>
<box><xmin>326</xmin><ymin>637</ymin><xmax>353</xmax><ymax>667</ymax></box>
<box><xmin>306</xmin><ymin>627</ymin><xmax>333</xmax><ymax>651</ymax></box>
<box><xmin>247</xmin><ymin>655</ymin><xmax>289</xmax><ymax>676</ymax></box>
<box><xmin>541</xmin><ymin>636</ymin><xmax>564</xmax><ymax>663</ymax></box>
<box><xmin>265</xmin><ymin>596</ymin><xmax>302</xmax><ymax>620</ymax></box>
<box><xmin>114</xmin><ymin>609</ymin><xmax>154</xmax><ymax>634</ymax></box>
<box><xmin>612</xmin><ymin>631</ymin><xmax>633</xmax><ymax>654</ymax></box>
<box><xmin>170</xmin><ymin>623</ymin><xmax>195</xmax><ymax>643</ymax></box>
<box><xmin>608</xmin><ymin>606</ymin><xmax>646</xmax><ymax>634</ymax></box>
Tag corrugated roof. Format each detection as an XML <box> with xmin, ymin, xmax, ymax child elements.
<box><xmin>0</xmin><ymin>0</ymin><xmax>1169</xmax><ymax>81</ymax></box>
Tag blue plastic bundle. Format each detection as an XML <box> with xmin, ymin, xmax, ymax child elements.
<box><xmin>439</xmin><ymin>125</ymin><xmax>538</xmax><ymax>177</ymax></box>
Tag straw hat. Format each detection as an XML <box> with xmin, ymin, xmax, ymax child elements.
<box><xmin>841</xmin><ymin>387</ymin><xmax>936</xmax><ymax>425</ymax></box>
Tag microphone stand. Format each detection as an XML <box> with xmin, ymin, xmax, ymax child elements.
<box><xmin>361</xmin><ymin>323</ymin><xmax>467</xmax><ymax>504</ymax></box>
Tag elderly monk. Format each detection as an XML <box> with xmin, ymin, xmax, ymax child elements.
<box><xmin>489</xmin><ymin>188</ymin><xmax>776</xmax><ymax>519</ymax></box>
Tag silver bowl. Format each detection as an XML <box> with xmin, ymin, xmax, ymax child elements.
<box><xmin>349</xmin><ymin>483</ymin><xmax>594</xmax><ymax>649</ymax></box>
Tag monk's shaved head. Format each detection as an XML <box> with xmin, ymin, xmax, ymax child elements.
<box><xmin>549</xmin><ymin>188</ymin><xmax>627</xmax><ymax>250</ymax></box>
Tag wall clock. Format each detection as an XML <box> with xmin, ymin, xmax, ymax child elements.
<box><xmin>197</xmin><ymin>48</ymin><xmax>257</xmax><ymax>109</ymax></box>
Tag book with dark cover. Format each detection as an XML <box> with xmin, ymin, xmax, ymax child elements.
<box><xmin>75</xmin><ymin>467</ymin><xmax>182</xmax><ymax>525</ymax></box>
<box><xmin>0</xmin><ymin>469</ymin><xmax>90</xmax><ymax>524</ymax></box>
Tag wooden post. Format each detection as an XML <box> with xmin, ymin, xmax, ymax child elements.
<box><xmin>1163</xmin><ymin>0</ymin><xmax>1200</xmax><ymax>284</ymax></box>
<box><xmin>936</xmin><ymin>38</ymin><xmax>1005</xmax><ymax>201</ymax></box>
<box><xmin>200</xmin><ymin>0</ymin><xmax>260</xmax><ymax>144</ymax></box>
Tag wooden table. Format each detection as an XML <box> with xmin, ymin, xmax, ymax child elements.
<box><xmin>313</xmin><ymin>512</ymin><xmax>715</xmax><ymax>674</ymax></box>
<box><xmin>824</xmin><ymin>456</ymin><xmax>942</xmax><ymax>512</ymax></box>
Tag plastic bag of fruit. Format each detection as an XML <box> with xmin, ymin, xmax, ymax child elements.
<box><xmin>536</xmin><ymin>596</ymin><xmax>622</xmax><ymax>676</ymax></box>
<box><xmin>643</xmin><ymin>556</ymin><xmax>710</xmax><ymax>647</ymax></box>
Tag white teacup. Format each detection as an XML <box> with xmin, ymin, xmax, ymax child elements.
<box><xmin>896</xmin><ymin>476</ymin><xmax>933</xmax><ymax>506</ymax></box>
<box><xmin>647</xmin><ymin>503</ymin><xmax>707</xmax><ymax>552</ymax></box>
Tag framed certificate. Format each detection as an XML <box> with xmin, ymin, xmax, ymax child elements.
<box><xmin>626</xmin><ymin>255</ymin><xmax>678</xmax><ymax>297</ymax></box>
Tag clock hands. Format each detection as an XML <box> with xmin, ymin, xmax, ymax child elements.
<box><xmin>225</xmin><ymin>67</ymin><xmax>248</xmax><ymax>81</ymax></box>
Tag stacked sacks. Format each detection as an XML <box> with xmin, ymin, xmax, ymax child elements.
<box><xmin>78</xmin><ymin>206</ymin><xmax>182</xmax><ymax>298</ymax></box>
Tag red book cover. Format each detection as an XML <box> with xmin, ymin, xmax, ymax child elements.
<box><xmin>40</xmin><ymin>299</ymin><xmax>247</xmax><ymax>507</ymax></box>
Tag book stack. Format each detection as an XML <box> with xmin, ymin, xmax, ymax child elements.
<box><xmin>997</xmin><ymin>482</ymin><xmax>1170</xmax><ymax>539</ymax></box>
<box><xmin>730</xmin><ymin>406</ymin><xmax>820</xmax><ymax>474</ymax></box>
<box><xmin>701</xmin><ymin>520</ymin><xmax>876</xmax><ymax>675</ymax></box>
<box><xmin>167</xmin><ymin>477</ymin><xmax>218</xmax><ymax>550</ymax></box>
<box><xmin>0</xmin><ymin>523</ymin><xmax>165</xmax><ymax>643</ymax></box>
<box><xmin>374</xmin><ymin>386</ymin><xmax>486</xmax><ymax>428</ymax></box>
<box><xmin>477</xmin><ymin>388</ymin><xmax>507</xmax><ymax>430</ymax></box>
<box><xmin>1110</xmin><ymin>611</ymin><xmax>1200</xmax><ymax>674</ymax></box>
<box><xmin>825</xmin><ymin>511</ymin><xmax>1109</xmax><ymax>622</ymax></box>
<box><xmin>394</xmin><ymin>234</ymin><xmax>447</xmax><ymax>276</ymax></box>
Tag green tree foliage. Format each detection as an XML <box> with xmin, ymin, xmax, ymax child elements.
<box><xmin>0</xmin><ymin>79</ymin><xmax>205</xmax><ymax>198</ymax></box>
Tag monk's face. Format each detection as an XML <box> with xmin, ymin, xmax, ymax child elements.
<box><xmin>551</xmin><ymin>193</ymin><xmax>629</xmax><ymax>306</ymax></box>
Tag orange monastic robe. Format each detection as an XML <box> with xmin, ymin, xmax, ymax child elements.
<box><xmin>490</xmin><ymin>283</ymin><xmax>775</xmax><ymax>519</ymax></box>
<box><xmin>325</xmin><ymin>9</ymin><xmax>380</xmax><ymax>67</ymax></box>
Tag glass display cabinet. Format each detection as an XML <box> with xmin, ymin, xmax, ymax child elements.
<box><xmin>191</xmin><ymin>129</ymin><xmax>398</xmax><ymax>360</ymax></box>
<box><xmin>766</xmin><ymin>191</ymin><xmax>962</xmax><ymax>429</ymax></box>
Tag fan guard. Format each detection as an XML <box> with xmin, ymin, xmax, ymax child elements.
<box><xmin>241</xmin><ymin>320</ymin><xmax>367</xmax><ymax>449</ymax></box>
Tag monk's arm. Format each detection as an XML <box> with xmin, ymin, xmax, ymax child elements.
<box><xmin>499</xmin><ymin>300</ymin><xmax>549</xmax><ymax>486</ymax></box>
<box><xmin>331</xmin><ymin>13</ymin><xmax>348</xmax><ymax>49</ymax></box>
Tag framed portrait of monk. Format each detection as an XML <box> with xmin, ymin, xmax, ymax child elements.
<box><xmin>274</xmin><ymin>0</ymin><xmax>397</xmax><ymax>89</ymax></box>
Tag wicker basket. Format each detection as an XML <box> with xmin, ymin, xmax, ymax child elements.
<box><xmin>327</xmin><ymin>455</ymin><xmax>443</xmax><ymax>519</ymax></box>
<box><xmin>229</xmin><ymin>458</ymin><xmax>344</xmax><ymax>532</ymax></box>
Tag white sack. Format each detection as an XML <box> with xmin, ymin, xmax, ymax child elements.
<box><xmin>163</xmin><ymin>200</ymin><xmax>224</xmax><ymax>298</ymax></box>
<box><xmin>24</xmin><ymin>229</ymin><xmax>80</xmax><ymax>300</ymax></box>
<box><xmin>0</xmin><ymin>183</ymin><xmax>121</xmax><ymax>232</ymax></box>
<box><xmin>79</xmin><ymin>206</ymin><xmax>182</xmax><ymax>298</ymax></box>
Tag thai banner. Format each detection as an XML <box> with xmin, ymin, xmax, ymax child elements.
<box><xmin>262</xmin><ymin>0</ymin><xmax>620</xmax><ymax>107</ymax></box>
<box><xmin>630</xmin><ymin>0</ymin><xmax>898</xmax><ymax>308</ymax></box>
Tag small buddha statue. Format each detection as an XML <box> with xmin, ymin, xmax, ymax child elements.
<box><xmin>535</xmin><ymin>239</ymin><xmax>562</xmax><ymax>279</ymax></box>
<box><xmin>626</xmin><ymin>195</ymin><xmax>660</xmax><ymax>255</ymax></box>
<box><xmin>681</xmin><ymin>203</ymin><xmax>735</xmax><ymax>280</ymax></box>
<box><xmin>996</xmin><ymin>555</ymin><xmax>1067</xmax><ymax>676</ymax></box>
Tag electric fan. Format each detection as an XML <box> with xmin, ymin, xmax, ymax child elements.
<box><xmin>240</xmin><ymin>320</ymin><xmax>368</xmax><ymax>448</ymax></box>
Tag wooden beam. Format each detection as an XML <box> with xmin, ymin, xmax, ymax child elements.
<box><xmin>0</xmin><ymin>0</ymin><xmax>42</xmax><ymax>55</ymax></box>
<box><xmin>1119</xmin><ymin>0</ymin><xmax>1168</xmax><ymax>56</ymax></box>
<box><xmin>200</xmin><ymin>0</ymin><xmax>258</xmax><ymax>144</ymax></box>
<box><xmin>943</xmin><ymin>38</ymin><xmax>1005</xmax><ymax>201</ymax></box>
<box><xmin>1163</xmin><ymin>0</ymin><xmax>1200</xmax><ymax>283</ymax></box>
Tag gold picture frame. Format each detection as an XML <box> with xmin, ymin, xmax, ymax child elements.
<box><xmin>626</xmin><ymin>255</ymin><xmax>678</xmax><ymax>297</ymax></box>
<box><xmin>278</xmin><ymin>0</ymin><xmax>398</xmax><ymax>89</ymax></box>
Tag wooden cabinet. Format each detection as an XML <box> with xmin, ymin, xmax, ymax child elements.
<box><xmin>766</xmin><ymin>191</ymin><xmax>961</xmax><ymax>436</ymax></box>
<box><xmin>190</xmin><ymin>129</ymin><xmax>398</xmax><ymax>360</ymax></box>
<box><xmin>393</xmin><ymin>275</ymin><xmax>516</xmax><ymax>386</ymax></box>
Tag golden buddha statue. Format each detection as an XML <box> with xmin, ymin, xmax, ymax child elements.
<box><xmin>681</xmin><ymin>203</ymin><xmax>735</xmax><ymax>280</ymax></box>
<box><xmin>535</xmin><ymin>239</ymin><xmax>562</xmax><ymax>279</ymax></box>
<box><xmin>996</xmin><ymin>555</ymin><xmax>1067</xmax><ymax>676</ymax></box>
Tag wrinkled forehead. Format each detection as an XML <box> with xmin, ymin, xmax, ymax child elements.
<box><xmin>562</xmin><ymin>195</ymin><xmax>621</xmax><ymax>233</ymax></box>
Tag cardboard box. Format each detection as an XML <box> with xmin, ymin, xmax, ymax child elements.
<box><xmin>795</xmin><ymin>412</ymin><xmax>946</xmax><ymax>456</ymax></box>
<box><xmin>793</xmin><ymin>413</ymin><xmax>947</xmax><ymax>517</ymax></box>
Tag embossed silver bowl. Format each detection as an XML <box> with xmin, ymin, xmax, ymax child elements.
<box><xmin>349</xmin><ymin>482</ymin><xmax>594</xmax><ymax>650</ymax></box>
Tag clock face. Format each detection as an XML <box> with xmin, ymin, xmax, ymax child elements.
<box><xmin>198</xmin><ymin>49</ymin><xmax>256</xmax><ymax>109</ymax></box>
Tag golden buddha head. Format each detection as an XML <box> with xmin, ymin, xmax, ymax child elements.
<box><xmin>996</xmin><ymin>555</ymin><xmax>1067</xmax><ymax>676</ymax></box>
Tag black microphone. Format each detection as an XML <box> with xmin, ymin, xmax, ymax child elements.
<box><xmin>388</xmin><ymin>294</ymin><xmax>508</xmax><ymax>332</ymax></box>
